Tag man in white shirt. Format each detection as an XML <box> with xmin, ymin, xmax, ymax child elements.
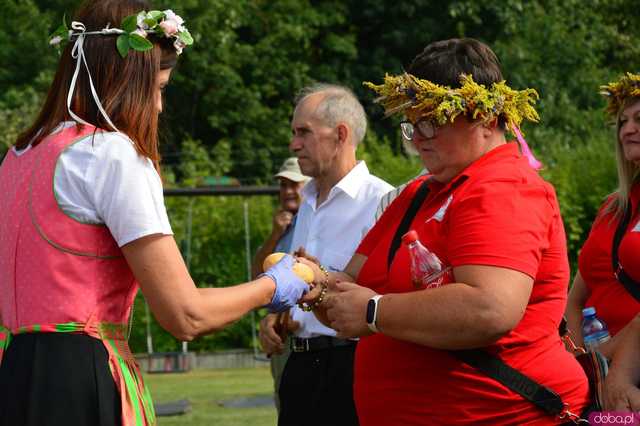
<box><xmin>259</xmin><ymin>83</ymin><xmax>392</xmax><ymax>426</ymax></box>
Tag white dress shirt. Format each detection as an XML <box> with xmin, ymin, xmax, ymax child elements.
<box><xmin>289</xmin><ymin>161</ymin><xmax>393</xmax><ymax>338</ymax></box>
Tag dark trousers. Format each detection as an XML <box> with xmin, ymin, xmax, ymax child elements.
<box><xmin>278</xmin><ymin>343</ymin><xmax>359</xmax><ymax>426</ymax></box>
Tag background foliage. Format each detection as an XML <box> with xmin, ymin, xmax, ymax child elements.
<box><xmin>1</xmin><ymin>0</ymin><xmax>638</xmax><ymax>351</ymax></box>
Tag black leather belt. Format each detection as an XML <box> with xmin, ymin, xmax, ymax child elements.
<box><xmin>290</xmin><ymin>336</ymin><xmax>356</xmax><ymax>353</ymax></box>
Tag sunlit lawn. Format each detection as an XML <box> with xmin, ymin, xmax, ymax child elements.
<box><xmin>144</xmin><ymin>366</ymin><xmax>277</xmax><ymax>426</ymax></box>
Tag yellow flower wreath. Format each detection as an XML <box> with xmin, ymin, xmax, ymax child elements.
<box><xmin>600</xmin><ymin>72</ymin><xmax>640</xmax><ymax>117</ymax></box>
<box><xmin>363</xmin><ymin>73</ymin><xmax>539</xmax><ymax>130</ymax></box>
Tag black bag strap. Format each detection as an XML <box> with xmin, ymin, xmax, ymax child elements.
<box><xmin>611</xmin><ymin>202</ymin><xmax>640</xmax><ymax>301</ymax></box>
<box><xmin>387</xmin><ymin>178</ymin><xmax>431</xmax><ymax>269</ymax></box>
<box><xmin>386</xmin><ymin>176</ymin><xmax>469</xmax><ymax>269</ymax></box>
<box><xmin>453</xmin><ymin>350</ymin><xmax>565</xmax><ymax>416</ymax></box>
<box><xmin>385</xmin><ymin>175</ymin><xmax>565</xmax><ymax>417</ymax></box>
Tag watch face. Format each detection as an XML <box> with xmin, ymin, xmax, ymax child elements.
<box><xmin>366</xmin><ymin>299</ymin><xmax>376</xmax><ymax>324</ymax></box>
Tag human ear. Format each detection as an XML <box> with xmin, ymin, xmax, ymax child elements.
<box><xmin>336</xmin><ymin>123</ymin><xmax>349</xmax><ymax>145</ymax></box>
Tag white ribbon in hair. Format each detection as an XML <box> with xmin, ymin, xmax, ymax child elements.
<box><xmin>67</xmin><ymin>21</ymin><xmax>124</xmax><ymax>132</ymax></box>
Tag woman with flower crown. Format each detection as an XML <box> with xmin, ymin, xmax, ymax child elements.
<box><xmin>0</xmin><ymin>1</ymin><xmax>311</xmax><ymax>425</ymax></box>
<box><xmin>296</xmin><ymin>38</ymin><xmax>589</xmax><ymax>424</ymax></box>
<box><xmin>565</xmin><ymin>73</ymin><xmax>640</xmax><ymax>362</ymax></box>
<box><xmin>561</xmin><ymin>73</ymin><xmax>640</xmax><ymax>412</ymax></box>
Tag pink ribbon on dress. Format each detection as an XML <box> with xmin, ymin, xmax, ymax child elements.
<box><xmin>512</xmin><ymin>125</ymin><xmax>543</xmax><ymax>170</ymax></box>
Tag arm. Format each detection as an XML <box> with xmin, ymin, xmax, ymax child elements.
<box><xmin>325</xmin><ymin>264</ymin><xmax>533</xmax><ymax>349</ymax></box>
<box><xmin>375</xmin><ymin>265</ymin><xmax>532</xmax><ymax>348</ymax></box>
<box><xmin>123</xmin><ymin>234</ymin><xmax>277</xmax><ymax>341</ymax></box>
<box><xmin>605</xmin><ymin>314</ymin><xmax>640</xmax><ymax>411</ymax></box>
<box><xmin>565</xmin><ymin>271</ymin><xmax>590</xmax><ymax>349</ymax></box>
<box><xmin>565</xmin><ymin>272</ymin><xmax>630</xmax><ymax>358</ymax></box>
<box><xmin>251</xmin><ymin>210</ymin><xmax>292</xmax><ymax>279</ymax></box>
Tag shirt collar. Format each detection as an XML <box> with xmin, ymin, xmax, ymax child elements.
<box><xmin>301</xmin><ymin>161</ymin><xmax>370</xmax><ymax>206</ymax></box>
<box><xmin>334</xmin><ymin>160</ymin><xmax>370</xmax><ymax>199</ymax></box>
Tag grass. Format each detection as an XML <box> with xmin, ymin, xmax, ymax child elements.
<box><xmin>144</xmin><ymin>367</ymin><xmax>277</xmax><ymax>426</ymax></box>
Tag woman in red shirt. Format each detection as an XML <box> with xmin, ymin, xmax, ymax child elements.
<box><xmin>301</xmin><ymin>39</ymin><xmax>589</xmax><ymax>425</ymax></box>
<box><xmin>566</xmin><ymin>74</ymin><xmax>640</xmax><ymax>358</ymax></box>
<box><xmin>570</xmin><ymin>74</ymin><xmax>640</xmax><ymax>412</ymax></box>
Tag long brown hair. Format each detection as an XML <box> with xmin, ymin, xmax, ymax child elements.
<box><xmin>16</xmin><ymin>0</ymin><xmax>177</xmax><ymax>169</ymax></box>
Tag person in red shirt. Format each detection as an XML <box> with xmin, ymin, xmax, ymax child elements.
<box><xmin>566</xmin><ymin>74</ymin><xmax>640</xmax><ymax>358</ymax></box>
<box><xmin>299</xmin><ymin>38</ymin><xmax>589</xmax><ymax>425</ymax></box>
<box><xmin>578</xmin><ymin>73</ymin><xmax>640</xmax><ymax>411</ymax></box>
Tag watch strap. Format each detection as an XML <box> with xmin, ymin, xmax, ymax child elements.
<box><xmin>366</xmin><ymin>295</ymin><xmax>383</xmax><ymax>333</ymax></box>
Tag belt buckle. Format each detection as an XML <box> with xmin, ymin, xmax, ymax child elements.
<box><xmin>292</xmin><ymin>338</ymin><xmax>310</xmax><ymax>353</ymax></box>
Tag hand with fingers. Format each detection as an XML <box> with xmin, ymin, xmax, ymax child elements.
<box><xmin>259</xmin><ymin>312</ymin><xmax>300</xmax><ymax>356</ymax></box>
<box><xmin>604</xmin><ymin>370</ymin><xmax>640</xmax><ymax>412</ymax></box>
<box><xmin>325</xmin><ymin>280</ymin><xmax>378</xmax><ymax>339</ymax></box>
<box><xmin>295</xmin><ymin>256</ymin><xmax>333</xmax><ymax>311</ymax></box>
<box><xmin>272</xmin><ymin>210</ymin><xmax>294</xmax><ymax>237</ymax></box>
<box><xmin>261</xmin><ymin>254</ymin><xmax>310</xmax><ymax>313</ymax></box>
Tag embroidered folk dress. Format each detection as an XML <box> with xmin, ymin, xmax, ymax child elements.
<box><xmin>0</xmin><ymin>125</ymin><xmax>155</xmax><ymax>425</ymax></box>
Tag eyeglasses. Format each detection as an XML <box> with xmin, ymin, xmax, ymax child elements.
<box><xmin>400</xmin><ymin>119</ymin><xmax>437</xmax><ymax>141</ymax></box>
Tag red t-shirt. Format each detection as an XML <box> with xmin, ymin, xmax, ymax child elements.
<box><xmin>353</xmin><ymin>143</ymin><xmax>589</xmax><ymax>426</ymax></box>
<box><xmin>579</xmin><ymin>184</ymin><xmax>640</xmax><ymax>336</ymax></box>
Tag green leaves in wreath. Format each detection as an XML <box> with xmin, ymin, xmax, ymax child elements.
<box><xmin>49</xmin><ymin>14</ymin><xmax>69</xmax><ymax>51</ymax></box>
<box><xmin>178</xmin><ymin>30</ymin><xmax>193</xmax><ymax>46</ymax></box>
<box><xmin>145</xmin><ymin>11</ymin><xmax>164</xmax><ymax>26</ymax></box>
<box><xmin>121</xmin><ymin>15</ymin><xmax>138</xmax><ymax>33</ymax></box>
<box><xmin>116</xmin><ymin>33</ymin><xmax>153</xmax><ymax>57</ymax></box>
<box><xmin>117</xmin><ymin>11</ymin><xmax>170</xmax><ymax>58</ymax></box>
<box><xmin>117</xmin><ymin>13</ymin><xmax>153</xmax><ymax>57</ymax></box>
<box><xmin>116</xmin><ymin>34</ymin><xmax>130</xmax><ymax>57</ymax></box>
<box><xmin>129</xmin><ymin>34</ymin><xmax>153</xmax><ymax>51</ymax></box>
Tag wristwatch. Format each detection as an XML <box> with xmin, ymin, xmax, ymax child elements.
<box><xmin>366</xmin><ymin>295</ymin><xmax>383</xmax><ymax>333</ymax></box>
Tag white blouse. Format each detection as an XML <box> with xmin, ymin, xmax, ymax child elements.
<box><xmin>13</xmin><ymin>122</ymin><xmax>173</xmax><ymax>247</ymax></box>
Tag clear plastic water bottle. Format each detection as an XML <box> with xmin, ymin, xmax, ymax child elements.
<box><xmin>402</xmin><ymin>230</ymin><xmax>452</xmax><ymax>290</ymax></box>
<box><xmin>581</xmin><ymin>307</ymin><xmax>610</xmax><ymax>352</ymax></box>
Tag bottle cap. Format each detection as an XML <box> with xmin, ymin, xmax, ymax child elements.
<box><xmin>402</xmin><ymin>230</ymin><xmax>419</xmax><ymax>245</ymax></box>
<box><xmin>582</xmin><ymin>307</ymin><xmax>596</xmax><ymax>316</ymax></box>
